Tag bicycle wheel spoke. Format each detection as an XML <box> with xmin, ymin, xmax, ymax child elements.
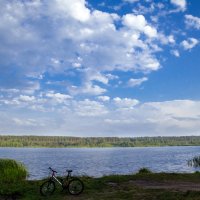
<box><xmin>40</xmin><ymin>181</ymin><xmax>55</xmax><ymax>196</ymax></box>
<box><xmin>68</xmin><ymin>179</ymin><xmax>84</xmax><ymax>195</ymax></box>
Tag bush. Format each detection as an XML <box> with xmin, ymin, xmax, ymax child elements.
<box><xmin>0</xmin><ymin>159</ymin><xmax>28</xmax><ymax>197</ymax></box>
<box><xmin>137</xmin><ymin>168</ymin><xmax>152</xmax><ymax>174</ymax></box>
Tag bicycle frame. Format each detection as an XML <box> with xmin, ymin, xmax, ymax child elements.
<box><xmin>49</xmin><ymin>168</ymin><xmax>71</xmax><ymax>187</ymax></box>
<box><xmin>51</xmin><ymin>174</ymin><xmax>62</xmax><ymax>185</ymax></box>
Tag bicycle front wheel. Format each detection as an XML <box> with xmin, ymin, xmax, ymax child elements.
<box><xmin>68</xmin><ymin>178</ymin><xmax>84</xmax><ymax>195</ymax></box>
<box><xmin>40</xmin><ymin>180</ymin><xmax>55</xmax><ymax>196</ymax></box>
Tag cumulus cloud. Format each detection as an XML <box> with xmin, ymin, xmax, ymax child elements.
<box><xmin>69</xmin><ymin>83</ymin><xmax>107</xmax><ymax>96</ymax></box>
<box><xmin>73</xmin><ymin>99</ymin><xmax>108</xmax><ymax>116</ymax></box>
<box><xmin>128</xmin><ymin>77</ymin><xmax>148</xmax><ymax>87</ymax></box>
<box><xmin>168</xmin><ymin>35</ymin><xmax>175</xmax><ymax>44</ymax></box>
<box><xmin>158</xmin><ymin>34</ymin><xmax>176</xmax><ymax>45</ymax></box>
<box><xmin>122</xmin><ymin>14</ymin><xmax>157</xmax><ymax>38</ymax></box>
<box><xmin>49</xmin><ymin>0</ymin><xmax>91</xmax><ymax>22</ymax></box>
<box><xmin>181</xmin><ymin>38</ymin><xmax>199</xmax><ymax>50</ymax></box>
<box><xmin>113</xmin><ymin>97</ymin><xmax>139</xmax><ymax>108</ymax></box>
<box><xmin>185</xmin><ymin>14</ymin><xmax>200</xmax><ymax>30</ymax></box>
<box><xmin>18</xmin><ymin>95</ymin><xmax>36</xmax><ymax>102</ymax></box>
<box><xmin>84</xmin><ymin>70</ymin><xmax>109</xmax><ymax>85</ymax></box>
<box><xmin>46</xmin><ymin>92</ymin><xmax>72</xmax><ymax>103</ymax></box>
<box><xmin>0</xmin><ymin>0</ymin><xmax>165</xmax><ymax>95</ymax></box>
<box><xmin>170</xmin><ymin>0</ymin><xmax>187</xmax><ymax>11</ymax></box>
<box><xmin>171</xmin><ymin>50</ymin><xmax>180</xmax><ymax>57</ymax></box>
<box><xmin>97</xmin><ymin>96</ymin><xmax>110</xmax><ymax>102</ymax></box>
<box><xmin>1</xmin><ymin>97</ymin><xmax>200</xmax><ymax>136</ymax></box>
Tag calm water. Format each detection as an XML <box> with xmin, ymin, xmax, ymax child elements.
<box><xmin>0</xmin><ymin>146</ymin><xmax>200</xmax><ymax>180</ymax></box>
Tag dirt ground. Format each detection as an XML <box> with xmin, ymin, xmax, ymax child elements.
<box><xmin>130</xmin><ymin>180</ymin><xmax>200</xmax><ymax>191</ymax></box>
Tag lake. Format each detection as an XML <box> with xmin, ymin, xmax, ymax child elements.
<box><xmin>0</xmin><ymin>146</ymin><xmax>200</xmax><ymax>180</ymax></box>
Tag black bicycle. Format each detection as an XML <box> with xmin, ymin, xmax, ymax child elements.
<box><xmin>40</xmin><ymin>167</ymin><xmax>84</xmax><ymax>196</ymax></box>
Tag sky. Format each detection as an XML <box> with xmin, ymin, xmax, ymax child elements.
<box><xmin>0</xmin><ymin>0</ymin><xmax>200</xmax><ymax>137</ymax></box>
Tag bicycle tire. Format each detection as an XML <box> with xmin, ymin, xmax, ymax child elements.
<box><xmin>40</xmin><ymin>180</ymin><xmax>55</xmax><ymax>196</ymax></box>
<box><xmin>68</xmin><ymin>178</ymin><xmax>84</xmax><ymax>195</ymax></box>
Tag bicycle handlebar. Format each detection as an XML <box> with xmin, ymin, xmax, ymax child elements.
<box><xmin>49</xmin><ymin>167</ymin><xmax>73</xmax><ymax>174</ymax></box>
<box><xmin>49</xmin><ymin>167</ymin><xmax>57</xmax><ymax>173</ymax></box>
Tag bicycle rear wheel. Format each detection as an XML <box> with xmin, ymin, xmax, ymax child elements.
<box><xmin>40</xmin><ymin>180</ymin><xmax>55</xmax><ymax>196</ymax></box>
<box><xmin>68</xmin><ymin>178</ymin><xmax>84</xmax><ymax>195</ymax></box>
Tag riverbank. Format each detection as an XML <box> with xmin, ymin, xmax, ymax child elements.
<box><xmin>3</xmin><ymin>172</ymin><xmax>200</xmax><ymax>200</ymax></box>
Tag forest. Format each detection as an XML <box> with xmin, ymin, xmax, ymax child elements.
<box><xmin>0</xmin><ymin>135</ymin><xmax>200</xmax><ymax>147</ymax></box>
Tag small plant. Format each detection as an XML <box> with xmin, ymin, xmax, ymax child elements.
<box><xmin>0</xmin><ymin>159</ymin><xmax>28</xmax><ymax>198</ymax></box>
<box><xmin>188</xmin><ymin>156</ymin><xmax>200</xmax><ymax>168</ymax></box>
<box><xmin>137</xmin><ymin>167</ymin><xmax>152</xmax><ymax>174</ymax></box>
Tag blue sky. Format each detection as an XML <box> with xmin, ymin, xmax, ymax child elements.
<box><xmin>0</xmin><ymin>0</ymin><xmax>200</xmax><ymax>136</ymax></box>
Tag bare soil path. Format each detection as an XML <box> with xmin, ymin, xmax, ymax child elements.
<box><xmin>130</xmin><ymin>180</ymin><xmax>200</xmax><ymax>191</ymax></box>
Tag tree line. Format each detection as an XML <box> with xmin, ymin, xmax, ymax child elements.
<box><xmin>0</xmin><ymin>135</ymin><xmax>200</xmax><ymax>147</ymax></box>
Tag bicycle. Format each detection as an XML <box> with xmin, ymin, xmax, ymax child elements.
<box><xmin>40</xmin><ymin>167</ymin><xmax>84</xmax><ymax>196</ymax></box>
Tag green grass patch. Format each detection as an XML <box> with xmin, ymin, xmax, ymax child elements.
<box><xmin>0</xmin><ymin>159</ymin><xmax>28</xmax><ymax>197</ymax></box>
<box><xmin>137</xmin><ymin>167</ymin><xmax>152</xmax><ymax>174</ymax></box>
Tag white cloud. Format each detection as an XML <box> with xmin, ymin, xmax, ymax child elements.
<box><xmin>158</xmin><ymin>34</ymin><xmax>176</xmax><ymax>45</ymax></box>
<box><xmin>106</xmin><ymin>74</ymin><xmax>119</xmax><ymax>80</ymax></box>
<box><xmin>69</xmin><ymin>83</ymin><xmax>106</xmax><ymax>96</ymax></box>
<box><xmin>122</xmin><ymin>14</ymin><xmax>157</xmax><ymax>38</ymax></box>
<box><xmin>46</xmin><ymin>92</ymin><xmax>72</xmax><ymax>103</ymax></box>
<box><xmin>113</xmin><ymin>97</ymin><xmax>139</xmax><ymax>108</ymax></box>
<box><xmin>171</xmin><ymin>50</ymin><xmax>180</xmax><ymax>57</ymax></box>
<box><xmin>137</xmin><ymin>53</ymin><xmax>160</xmax><ymax>71</ymax></box>
<box><xmin>1</xmin><ymin>98</ymin><xmax>200</xmax><ymax>136</ymax></box>
<box><xmin>128</xmin><ymin>77</ymin><xmax>148</xmax><ymax>87</ymax></box>
<box><xmin>132</xmin><ymin>2</ymin><xmax>156</xmax><ymax>15</ymax></box>
<box><xmin>13</xmin><ymin>118</ymin><xmax>38</xmax><ymax>127</ymax></box>
<box><xmin>170</xmin><ymin>0</ymin><xmax>187</xmax><ymax>11</ymax></box>
<box><xmin>168</xmin><ymin>35</ymin><xmax>175</xmax><ymax>44</ymax></box>
<box><xmin>49</xmin><ymin>0</ymin><xmax>91</xmax><ymax>22</ymax></box>
<box><xmin>145</xmin><ymin>100</ymin><xmax>200</xmax><ymax>119</ymax></box>
<box><xmin>122</xmin><ymin>14</ymin><xmax>146</xmax><ymax>30</ymax></box>
<box><xmin>73</xmin><ymin>99</ymin><xmax>108</xmax><ymax>116</ymax></box>
<box><xmin>185</xmin><ymin>14</ymin><xmax>200</xmax><ymax>30</ymax></box>
<box><xmin>144</xmin><ymin>25</ymin><xmax>157</xmax><ymax>38</ymax></box>
<box><xmin>18</xmin><ymin>95</ymin><xmax>35</xmax><ymax>102</ymax></box>
<box><xmin>97</xmin><ymin>96</ymin><xmax>110</xmax><ymax>102</ymax></box>
<box><xmin>0</xmin><ymin>0</ymin><xmax>164</xmax><ymax>96</ymax></box>
<box><xmin>181</xmin><ymin>38</ymin><xmax>199</xmax><ymax>50</ymax></box>
<box><xmin>85</xmin><ymin>70</ymin><xmax>109</xmax><ymax>85</ymax></box>
<box><xmin>103</xmin><ymin>99</ymin><xmax>200</xmax><ymax>136</ymax></box>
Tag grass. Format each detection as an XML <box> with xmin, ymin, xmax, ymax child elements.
<box><xmin>0</xmin><ymin>159</ymin><xmax>28</xmax><ymax>197</ymax></box>
<box><xmin>3</xmin><ymin>172</ymin><xmax>200</xmax><ymax>200</ymax></box>
<box><xmin>1</xmin><ymin>161</ymin><xmax>200</xmax><ymax>199</ymax></box>
<box><xmin>0</xmin><ymin>159</ymin><xmax>28</xmax><ymax>182</ymax></box>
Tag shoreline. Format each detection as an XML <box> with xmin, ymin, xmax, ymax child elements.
<box><xmin>3</xmin><ymin>172</ymin><xmax>200</xmax><ymax>200</ymax></box>
<box><xmin>0</xmin><ymin>145</ymin><xmax>200</xmax><ymax>148</ymax></box>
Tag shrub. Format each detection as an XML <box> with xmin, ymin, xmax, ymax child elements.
<box><xmin>137</xmin><ymin>167</ymin><xmax>152</xmax><ymax>174</ymax></box>
<box><xmin>0</xmin><ymin>159</ymin><xmax>28</xmax><ymax>197</ymax></box>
